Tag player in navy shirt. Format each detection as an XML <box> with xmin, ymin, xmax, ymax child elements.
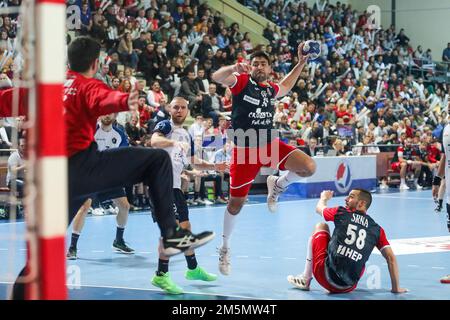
<box><xmin>287</xmin><ymin>189</ymin><xmax>407</xmax><ymax>294</ymax></box>
<box><xmin>66</xmin><ymin>113</ymin><xmax>136</xmax><ymax>259</ymax></box>
<box><xmin>212</xmin><ymin>45</ymin><xmax>316</xmax><ymax>276</ymax></box>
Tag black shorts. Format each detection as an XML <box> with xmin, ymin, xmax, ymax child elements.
<box><xmin>173</xmin><ymin>188</ymin><xmax>189</xmax><ymax>222</ymax></box>
<box><xmin>95</xmin><ymin>187</ymin><xmax>126</xmax><ymax>202</ymax></box>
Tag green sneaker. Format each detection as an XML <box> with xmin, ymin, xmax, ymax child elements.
<box><xmin>185</xmin><ymin>266</ymin><xmax>218</xmax><ymax>281</ymax></box>
<box><xmin>151</xmin><ymin>272</ymin><xmax>183</xmax><ymax>295</ymax></box>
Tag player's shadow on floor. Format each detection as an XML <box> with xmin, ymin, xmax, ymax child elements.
<box><xmin>77</xmin><ymin>255</ymin><xmax>156</xmax><ymax>269</ymax></box>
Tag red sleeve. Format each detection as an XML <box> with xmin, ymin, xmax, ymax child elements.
<box><xmin>0</xmin><ymin>87</ymin><xmax>29</xmax><ymax>117</ymax></box>
<box><xmin>83</xmin><ymin>80</ymin><xmax>130</xmax><ymax>118</ymax></box>
<box><xmin>268</xmin><ymin>81</ymin><xmax>280</xmax><ymax>96</ymax></box>
<box><xmin>323</xmin><ymin>207</ymin><xmax>339</xmax><ymax>222</ymax></box>
<box><xmin>376</xmin><ymin>227</ymin><xmax>390</xmax><ymax>251</ymax></box>
<box><xmin>229</xmin><ymin>73</ymin><xmax>249</xmax><ymax>96</ymax></box>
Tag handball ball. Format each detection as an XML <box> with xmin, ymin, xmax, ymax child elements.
<box><xmin>302</xmin><ymin>40</ymin><xmax>321</xmax><ymax>59</ymax></box>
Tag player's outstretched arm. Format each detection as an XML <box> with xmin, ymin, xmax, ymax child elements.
<box><xmin>150</xmin><ymin>132</ymin><xmax>177</xmax><ymax>149</ymax></box>
<box><xmin>212</xmin><ymin>63</ymin><xmax>251</xmax><ymax>87</ymax></box>
<box><xmin>276</xmin><ymin>43</ymin><xmax>309</xmax><ymax>98</ymax></box>
<box><xmin>381</xmin><ymin>247</ymin><xmax>408</xmax><ymax>294</ymax></box>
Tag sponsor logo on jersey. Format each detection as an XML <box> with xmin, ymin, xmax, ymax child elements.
<box><xmin>243</xmin><ymin>95</ymin><xmax>260</xmax><ymax>106</ymax></box>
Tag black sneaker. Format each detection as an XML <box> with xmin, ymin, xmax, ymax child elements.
<box><xmin>161</xmin><ymin>227</ymin><xmax>215</xmax><ymax>257</ymax></box>
<box><xmin>113</xmin><ymin>239</ymin><xmax>135</xmax><ymax>254</ymax></box>
<box><xmin>66</xmin><ymin>247</ymin><xmax>77</xmax><ymax>260</ymax></box>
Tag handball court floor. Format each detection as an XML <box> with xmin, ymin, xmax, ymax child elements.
<box><xmin>0</xmin><ymin>189</ymin><xmax>449</xmax><ymax>300</ymax></box>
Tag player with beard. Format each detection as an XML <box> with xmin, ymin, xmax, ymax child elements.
<box><xmin>150</xmin><ymin>97</ymin><xmax>229</xmax><ymax>294</ymax></box>
<box><xmin>211</xmin><ymin>44</ymin><xmax>316</xmax><ymax>275</ymax></box>
<box><xmin>287</xmin><ymin>189</ymin><xmax>407</xmax><ymax>294</ymax></box>
<box><xmin>66</xmin><ymin>113</ymin><xmax>135</xmax><ymax>260</ymax></box>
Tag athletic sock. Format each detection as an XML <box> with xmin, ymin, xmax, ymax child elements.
<box><xmin>276</xmin><ymin>171</ymin><xmax>301</xmax><ymax>189</ymax></box>
<box><xmin>115</xmin><ymin>227</ymin><xmax>125</xmax><ymax>242</ymax></box>
<box><xmin>303</xmin><ymin>236</ymin><xmax>313</xmax><ymax>280</ymax></box>
<box><xmin>222</xmin><ymin>209</ymin><xmax>238</xmax><ymax>249</ymax></box>
<box><xmin>157</xmin><ymin>259</ymin><xmax>169</xmax><ymax>276</ymax></box>
<box><xmin>185</xmin><ymin>254</ymin><xmax>198</xmax><ymax>270</ymax></box>
<box><xmin>70</xmin><ymin>233</ymin><xmax>80</xmax><ymax>249</ymax></box>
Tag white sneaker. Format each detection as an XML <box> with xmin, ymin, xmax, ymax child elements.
<box><xmin>266</xmin><ymin>175</ymin><xmax>285</xmax><ymax>213</ymax></box>
<box><xmin>195</xmin><ymin>198</ymin><xmax>205</xmax><ymax>205</ymax></box>
<box><xmin>416</xmin><ymin>184</ymin><xmax>423</xmax><ymax>190</ymax></box>
<box><xmin>203</xmin><ymin>199</ymin><xmax>214</xmax><ymax>205</ymax></box>
<box><xmin>399</xmin><ymin>184</ymin><xmax>410</xmax><ymax>191</ymax></box>
<box><xmin>218</xmin><ymin>247</ymin><xmax>231</xmax><ymax>276</ymax></box>
<box><xmin>379</xmin><ymin>183</ymin><xmax>389</xmax><ymax>190</ymax></box>
<box><xmin>92</xmin><ymin>207</ymin><xmax>106</xmax><ymax>216</ymax></box>
<box><xmin>287</xmin><ymin>274</ymin><xmax>311</xmax><ymax>291</ymax></box>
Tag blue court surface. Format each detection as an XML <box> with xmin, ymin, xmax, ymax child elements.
<box><xmin>0</xmin><ymin>190</ymin><xmax>449</xmax><ymax>300</ymax></box>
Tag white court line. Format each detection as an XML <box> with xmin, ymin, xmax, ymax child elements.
<box><xmin>431</xmin><ymin>267</ymin><xmax>445</xmax><ymax>270</ymax></box>
<box><xmin>283</xmin><ymin>257</ymin><xmax>297</xmax><ymax>260</ymax></box>
<box><xmin>77</xmin><ymin>284</ymin><xmax>272</xmax><ymax>300</ymax></box>
<box><xmin>0</xmin><ymin>248</ymin><xmax>8</xmax><ymax>251</ymax></box>
<box><xmin>236</xmin><ymin>255</ymin><xmax>248</xmax><ymax>258</ymax></box>
<box><xmin>372</xmin><ymin>195</ymin><xmax>430</xmax><ymax>200</ymax></box>
<box><xmin>260</xmin><ymin>256</ymin><xmax>273</xmax><ymax>259</ymax></box>
<box><xmin>0</xmin><ymin>281</ymin><xmax>270</xmax><ymax>300</ymax></box>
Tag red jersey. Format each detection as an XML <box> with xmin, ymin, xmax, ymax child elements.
<box><xmin>64</xmin><ymin>71</ymin><xmax>130</xmax><ymax>156</ymax></box>
<box><xmin>0</xmin><ymin>71</ymin><xmax>130</xmax><ymax>157</ymax></box>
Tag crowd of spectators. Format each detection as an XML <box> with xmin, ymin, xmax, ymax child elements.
<box><xmin>1</xmin><ymin>0</ymin><xmax>450</xmax><ymax>202</ymax></box>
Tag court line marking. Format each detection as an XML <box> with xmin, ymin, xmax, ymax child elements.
<box><xmin>0</xmin><ymin>282</ymin><xmax>274</xmax><ymax>301</ymax></box>
<box><xmin>283</xmin><ymin>257</ymin><xmax>297</xmax><ymax>260</ymax></box>
<box><xmin>431</xmin><ymin>267</ymin><xmax>445</xmax><ymax>270</ymax></box>
<box><xmin>260</xmin><ymin>256</ymin><xmax>273</xmax><ymax>259</ymax></box>
<box><xmin>0</xmin><ymin>198</ymin><xmax>320</xmax><ymax>227</ymax></box>
<box><xmin>236</xmin><ymin>255</ymin><xmax>248</xmax><ymax>258</ymax></box>
<box><xmin>372</xmin><ymin>195</ymin><xmax>431</xmax><ymax>200</ymax></box>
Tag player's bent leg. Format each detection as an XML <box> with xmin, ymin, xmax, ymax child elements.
<box><xmin>112</xmin><ymin>196</ymin><xmax>134</xmax><ymax>254</ymax></box>
<box><xmin>283</xmin><ymin>149</ymin><xmax>317</xmax><ymax>178</ymax></box>
<box><xmin>314</xmin><ymin>222</ymin><xmax>330</xmax><ymax>234</ymax></box>
<box><xmin>267</xmin><ymin>150</ymin><xmax>316</xmax><ymax>213</ymax></box>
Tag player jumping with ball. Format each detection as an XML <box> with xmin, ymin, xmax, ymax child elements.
<box><xmin>211</xmin><ymin>42</ymin><xmax>317</xmax><ymax>276</ymax></box>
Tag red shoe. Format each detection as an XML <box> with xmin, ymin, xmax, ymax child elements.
<box><xmin>440</xmin><ymin>275</ymin><xmax>450</xmax><ymax>284</ymax></box>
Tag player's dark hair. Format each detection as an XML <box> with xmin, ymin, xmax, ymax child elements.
<box><xmin>250</xmin><ymin>51</ymin><xmax>271</xmax><ymax>64</ymax></box>
<box><xmin>68</xmin><ymin>37</ymin><xmax>101</xmax><ymax>73</ymax></box>
<box><xmin>354</xmin><ymin>188</ymin><xmax>372</xmax><ymax>209</ymax></box>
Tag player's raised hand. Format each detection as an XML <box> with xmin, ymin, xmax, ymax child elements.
<box><xmin>297</xmin><ymin>42</ymin><xmax>310</xmax><ymax>65</ymax></box>
<box><xmin>320</xmin><ymin>190</ymin><xmax>334</xmax><ymax>200</ymax></box>
<box><xmin>233</xmin><ymin>62</ymin><xmax>252</xmax><ymax>74</ymax></box>
<box><xmin>128</xmin><ymin>83</ymin><xmax>139</xmax><ymax>111</ymax></box>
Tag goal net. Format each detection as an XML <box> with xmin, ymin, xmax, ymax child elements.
<box><xmin>0</xmin><ymin>0</ymin><xmax>67</xmax><ymax>300</ymax></box>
